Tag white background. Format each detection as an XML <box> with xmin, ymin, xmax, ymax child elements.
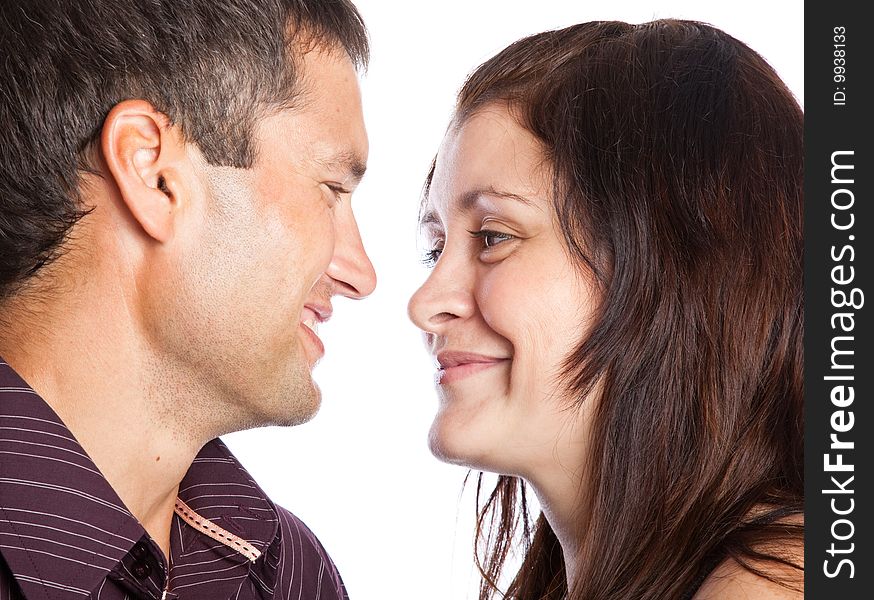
<box><xmin>223</xmin><ymin>2</ymin><xmax>803</xmax><ymax>598</ymax></box>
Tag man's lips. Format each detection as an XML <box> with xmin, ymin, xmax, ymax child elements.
<box><xmin>299</xmin><ymin>303</ymin><xmax>332</xmax><ymax>364</ymax></box>
<box><xmin>301</xmin><ymin>303</ymin><xmax>332</xmax><ymax>326</ymax></box>
<box><xmin>434</xmin><ymin>351</ymin><xmax>510</xmax><ymax>384</ymax></box>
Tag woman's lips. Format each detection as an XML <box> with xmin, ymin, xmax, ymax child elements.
<box><xmin>435</xmin><ymin>351</ymin><xmax>510</xmax><ymax>384</ymax></box>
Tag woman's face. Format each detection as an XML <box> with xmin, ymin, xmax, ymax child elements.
<box><xmin>408</xmin><ymin>106</ymin><xmax>598</xmax><ymax>484</ymax></box>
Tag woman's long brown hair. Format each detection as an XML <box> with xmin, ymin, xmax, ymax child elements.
<box><xmin>445</xmin><ymin>20</ymin><xmax>804</xmax><ymax>599</ymax></box>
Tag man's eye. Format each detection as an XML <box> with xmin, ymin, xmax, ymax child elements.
<box><xmin>324</xmin><ymin>184</ymin><xmax>348</xmax><ymax>203</ymax></box>
<box><xmin>469</xmin><ymin>229</ymin><xmax>514</xmax><ymax>249</ymax></box>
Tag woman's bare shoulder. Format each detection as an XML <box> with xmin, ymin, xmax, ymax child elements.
<box><xmin>694</xmin><ymin>513</ymin><xmax>804</xmax><ymax>600</ymax></box>
<box><xmin>694</xmin><ymin>559</ymin><xmax>803</xmax><ymax>599</ymax></box>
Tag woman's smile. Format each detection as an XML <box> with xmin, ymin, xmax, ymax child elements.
<box><xmin>435</xmin><ymin>351</ymin><xmax>511</xmax><ymax>384</ymax></box>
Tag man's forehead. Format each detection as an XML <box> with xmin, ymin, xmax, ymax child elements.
<box><xmin>297</xmin><ymin>47</ymin><xmax>368</xmax><ymax>177</ymax></box>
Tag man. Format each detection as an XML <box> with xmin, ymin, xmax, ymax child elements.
<box><xmin>0</xmin><ymin>1</ymin><xmax>375</xmax><ymax>598</ymax></box>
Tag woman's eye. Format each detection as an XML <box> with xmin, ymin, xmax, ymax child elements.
<box><xmin>421</xmin><ymin>245</ymin><xmax>444</xmax><ymax>267</ymax></box>
<box><xmin>470</xmin><ymin>229</ymin><xmax>514</xmax><ymax>249</ymax></box>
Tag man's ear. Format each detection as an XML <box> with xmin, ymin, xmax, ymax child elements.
<box><xmin>101</xmin><ymin>100</ymin><xmax>188</xmax><ymax>243</ymax></box>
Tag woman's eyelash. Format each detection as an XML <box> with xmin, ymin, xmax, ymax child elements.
<box><xmin>421</xmin><ymin>230</ymin><xmax>513</xmax><ymax>268</ymax></box>
<box><xmin>468</xmin><ymin>229</ymin><xmax>515</xmax><ymax>248</ymax></box>
<box><xmin>421</xmin><ymin>247</ymin><xmax>443</xmax><ymax>267</ymax></box>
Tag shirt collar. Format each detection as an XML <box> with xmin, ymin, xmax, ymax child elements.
<box><xmin>175</xmin><ymin>439</ymin><xmax>280</xmax><ymax>564</ymax></box>
<box><xmin>0</xmin><ymin>359</ymin><xmax>280</xmax><ymax>598</ymax></box>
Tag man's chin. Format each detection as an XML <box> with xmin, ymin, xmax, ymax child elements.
<box><xmin>231</xmin><ymin>371</ymin><xmax>322</xmax><ymax>430</ymax></box>
<box><xmin>272</xmin><ymin>377</ymin><xmax>322</xmax><ymax>427</ymax></box>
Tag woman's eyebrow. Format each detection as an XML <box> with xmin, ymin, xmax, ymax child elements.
<box><xmin>419</xmin><ymin>186</ymin><xmax>539</xmax><ymax>228</ymax></box>
<box><xmin>458</xmin><ymin>186</ymin><xmax>536</xmax><ymax>211</ymax></box>
<box><xmin>419</xmin><ymin>210</ymin><xmax>440</xmax><ymax>227</ymax></box>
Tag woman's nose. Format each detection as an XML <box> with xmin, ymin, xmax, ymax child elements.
<box><xmin>407</xmin><ymin>256</ymin><xmax>475</xmax><ymax>334</ymax></box>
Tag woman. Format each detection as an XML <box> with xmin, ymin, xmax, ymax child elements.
<box><xmin>408</xmin><ymin>19</ymin><xmax>803</xmax><ymax>599</ymax></box>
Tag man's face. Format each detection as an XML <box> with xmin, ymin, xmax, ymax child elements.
<box><xmin>147</xmin><ymin>46</ymin><xmax>374</xmax><ymax>431</ymax></box>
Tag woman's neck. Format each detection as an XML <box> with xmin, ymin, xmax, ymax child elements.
<box><xmin>527</xmin><ymin>472</ymin><xmax>590</xmax><ymax>592</ymax></box>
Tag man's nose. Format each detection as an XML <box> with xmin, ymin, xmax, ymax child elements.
<box><xmin>325</xmin><ymin>209</ymin><xmax>376</xmax><ymax>299</ymax></box>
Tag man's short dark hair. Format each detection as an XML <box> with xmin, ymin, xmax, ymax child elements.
<box><xmin>0</xmin><ymin>0</ymin><xmax>368</xmax><ymax>302</ymax></box>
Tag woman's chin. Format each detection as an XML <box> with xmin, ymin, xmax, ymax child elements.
<box><xmin>427</xmin><ymin>414</ymin><xmax>502</xmax><ymax>472</ymax></box>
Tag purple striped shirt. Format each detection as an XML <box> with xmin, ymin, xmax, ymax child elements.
<box><xmin>0</xmin><ymin>360</ymin><xmax>349</xmax><ymax>599</ymax></box>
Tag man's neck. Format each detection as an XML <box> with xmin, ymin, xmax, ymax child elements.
<box><xmin>0</xmin><ymin>288</ymin><xmax>207</xmax><ymax>560</ymax></box>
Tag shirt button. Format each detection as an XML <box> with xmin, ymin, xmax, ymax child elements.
<box><xmin>132</xmin><ymin>561</ymin><xmax>152</xmax><ymax>579</ymax></box>
<box><xmin>131</xmin><ymin>543</ymin><xmax>149</xmax><ymax>560</ymax></box>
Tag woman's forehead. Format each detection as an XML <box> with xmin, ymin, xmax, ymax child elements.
<box><xmin>424</xmin><ymin>109</ymin><xmax>551</xmax><ymax>221</ymax></box>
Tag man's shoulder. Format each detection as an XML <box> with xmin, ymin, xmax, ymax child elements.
<box><xmin>268</xmin><ymin>504</ymin><xmax>349</xmax><ymax>599</ymax></box>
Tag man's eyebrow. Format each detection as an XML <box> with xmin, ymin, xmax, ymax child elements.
<box><xmin>317</xmin><ymin>150</ymin><xmax>367</xmax><ymax>184</ymax></box>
